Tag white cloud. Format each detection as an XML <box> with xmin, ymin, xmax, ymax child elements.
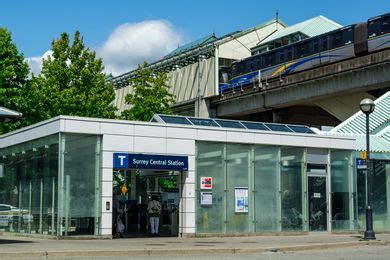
<box><xmin>25</xmin><ymin>20</ymin><xmax>185</xmax><ymax>76</ymax></box>
<box><xmin>98</xmin><ymin>20</ymin><xmax>184</xmax><ymax>76</ymax></box>
<box><xmin>24</xmin><ymin>50</ymin><xmax>53</xmax><ymax>76</ymax></box>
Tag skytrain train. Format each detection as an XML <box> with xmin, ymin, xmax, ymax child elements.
<box><xmin>219</xmin><ymin>13</ymin><xmax>390</xmax><ymax>94</ymax></box>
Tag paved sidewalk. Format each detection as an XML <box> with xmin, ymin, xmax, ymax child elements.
<box><xmin>0</xmin><ymin>233</ymin><xmax>390</xmax><ymax>258</ymax></box>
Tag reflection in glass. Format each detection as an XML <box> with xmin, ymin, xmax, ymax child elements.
<box><xmin>254</xmin><ymin>145</ymin><xmax>280</xmax><ymax>232</ymax></box>
<box><xmin>330</xmin><ymin>150</ymin><xmax>356</xmax><ymax>231</ymax></box>
<box><xmin>357</xmin><ymin>160</ymin><xmax>390</xmax><ymax>231</ymax></box>
<box><xmin>0</xmin><ymin>135</ymin><xmax>58</xmax><ymax>235</ymax></box>
<box><xmin>61</xmin><ymin>134</ymin><xmax>101</xmax><ymax>236</ymax></box>
<box><xmin>281</xmin><ymin>147</ymin><xmax>304</xmax><ymax>231</ymax></box>
<box><xmin>196</xmin><ymin>142</ymin><xmax>225</xmax><ymax>233</ymax></box>
<box><xmin>226</xmin><ymin>144</ymin><xmax>250</xmax><ymax>233</ymax></box>
<box><xmin>308</xmin><ymin>176</ymin><xmax>327</xmax><ymax>231</ymax></box>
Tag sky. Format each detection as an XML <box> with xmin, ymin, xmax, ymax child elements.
<box><xmin>1</xmin><ymin>0</ymin><xmax>389</xmax><ymax>76</ymax></box>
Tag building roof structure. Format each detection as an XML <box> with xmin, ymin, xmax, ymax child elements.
<box><xmin>111</xmin><ymin>18</ymin><xmax>283</xmax><ymax>87</ymax></box>
<box><xmin>152</xmin><ymin>114</ymin><xmax>315</xmax><ymax>134</ymax></box>
<box><xmin>252</xmin><ymin>16</ymin><xmax>342</xmax><ymax>53</ymax></box>
<box><xmin>330</xmin><ymin>91</ymin><xmax>390</xmax><ymax>154</ymax></box>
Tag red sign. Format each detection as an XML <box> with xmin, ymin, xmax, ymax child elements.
<box><xmin>200</xmin><ymin>177</ymin><xmax>212</xmax><ymax>190</ymax></box>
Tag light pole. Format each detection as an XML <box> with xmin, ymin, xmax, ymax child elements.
<box><xmin>0</xmin><ymin>106</ymin><xmax>22</xmax><ymax>122</ymax></box>
<box><xmin>359</xmin><ymin>98</ymin><xmax>376</xmax><ymax>240</ymax></box>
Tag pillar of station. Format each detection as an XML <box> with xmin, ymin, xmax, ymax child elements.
<box><xmin>195</xmin><ymin>97</ymin><xmax>216</xmax><ymax>118</ymax></box>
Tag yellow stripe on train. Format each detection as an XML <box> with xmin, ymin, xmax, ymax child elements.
<box><xmin>271</xmin><ymin>62</ymin><xmax>295</xmax><ymax>77</ymax></box>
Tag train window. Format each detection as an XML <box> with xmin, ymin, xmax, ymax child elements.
<box><xmin>264</xmin><ymin>53</ymin><xmax>275</xmax><ymax>67</ymax></box>
<box><xmin>313</xmin><ymin>39</ymin><xmax>319</xmax><ymax>52</ymax></box>
<box><xmin>320</xmin><ymin>36</ymin><xmax>328</xmax><ymax>51</ymax></box>
<box><xmin>231</xmin><ymin>65</ymin><xmax>236</xmax><ymax>77</ymax></box>
<box><xmin>249</xmin><ymin>62</ymin><xmax>254</xmax><ymax>71</ymax></box>
<box><xmin>368</xmin><ymin>20</ymin><xmax>381</xmax><ymax>37</ymax></box>
<box><xmin>240</xmin><ymin>64</ymin><xmax>245</xmax><ymax>75</ymax></box>
<box><xmin>381</xmin><ymin>16</ymin><xmax>390</xmax><ymax>34</ymax></box>
<box><xmin>296</xmin><ymin>41</ymin><xmax>311</xmax><ymax>58</ymax></box>
<box><xmin>256</xmin><ymin>57</ymin><xmax>262</xmax><ymax>70</ymax></box>
<box><xmin>330</xmin><ymin>31</ymin><xmax>344</xmax><ymax>49</ymax></box>
<box><xmin>343</xmin><ymin>28</ymin><xmax>354</xmax><ymax>44</ymax></box>
<box><xmin>279</xmin><ymin>51</ymin><xmax>285</xmax><ymax>63</ymax></box>
<box><xmin>286</xmin><ymin>47</ymin><xmax>293</xmax><ymax>61</ymax></box>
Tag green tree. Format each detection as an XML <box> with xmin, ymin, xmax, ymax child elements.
<box><xmin>121</xmin><ymin>62</ymin><xmax>175</xmax><ymax>121</ymax></box>
<box><xmin>34</xmin><ymin>31</ymin><xmax>117</xmax><ymax>120</ymax></box>
<box><xmin>0</xmin><ymin>28</ymin><xmax>29</xmax><ymax>134</ymax></box>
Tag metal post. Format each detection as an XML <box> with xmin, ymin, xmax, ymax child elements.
<box><xmin>51</xmin><ymin>176</ymin><xmax>55</xmax><ymax>235</ymax></box>
<box><xmin>364</xmin><ymin>113</ymin><xmax>376</xmax><ymax>240</ymax></box>
<box><xmin>197</xmin><ymin>56</ymin><xmax>201</xmax><ymax>117</ymax></box>
<box><xmin>39</xmin><ymin>178</ymin><xmax>43</xmax><ymax>234</ymax></box>
<box><xmin>28</xmin><ymin>180</ymin><xmax>32</xmax><ymax>233</ymax></box>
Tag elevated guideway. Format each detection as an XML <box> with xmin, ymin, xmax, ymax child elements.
<box><xmin>207</xmin><ymin>49</ymin><xmax>390</xmax><ymax>126</ymax></box>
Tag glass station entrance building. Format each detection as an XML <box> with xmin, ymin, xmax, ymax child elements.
<box><xmin>0</xmin><ymin>115</ymin><xmax>361</xmax><ymax>237</ymax></box>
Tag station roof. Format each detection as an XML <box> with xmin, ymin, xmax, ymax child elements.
<box><xmin>254</xmin><ymin>16</ymin><xmax>342</xmax><ymax>48</ymax></box>
<box><xmin>111</xmin><ymin>18</ymin><xmax>283</xmax><ymax>87</ymax></box>
<box><xmin>164</xmin><ymin>34</ymin><xmax>218</xmax><ymax>59</ymax></box>
<box><xmin>330</xmin><ymin>91</ymin><xmax>390</xmax><ymax>153</ymax></box>
<box><xmin>152</xmin><ymin>114</ymin><xmax>315</xmax><ymax>134</ymax></box>
<box><xmin>163</xmin><ymin>18</ymin><xmax>282</xmax><ymax>59</ymax></box>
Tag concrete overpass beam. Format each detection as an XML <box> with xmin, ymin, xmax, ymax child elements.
<box><xmin>315</xmin><ymin>92</ymin><xmax>375</xmax><ymax>121</ymax></box>
<box><xmin>215</xmin><ymin>61</ymin><xmax>390</xmax><ymax>118</ymax></box>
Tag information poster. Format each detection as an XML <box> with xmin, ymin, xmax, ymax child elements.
<box><xmin>235</xmin><ymin>187</ymin><xmax>249</xmax><ymax>213</ymax></box>
<box><xmin>200</xmin><ymin>192</ymin><xmax>213</xmax><ymax>206</ymax></box>
<box><xmin>200</xmin><ymin>177</ymin><xmax>212</xmax><ymax>190</ymax></box>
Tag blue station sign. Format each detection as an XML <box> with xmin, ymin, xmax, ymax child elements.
<box><xmin>113</xmin><ymin>153</ymin><xmax>188</xmax><ymax>171</ymax></box>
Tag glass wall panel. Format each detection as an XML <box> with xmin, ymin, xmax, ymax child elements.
<box><xmin>280</xmin><ymin>147</ymin><xmax>304</xmax><ymax>231</ymax></box>
<box><xmin>372</xmin><ymin>160</ymin><xmax>390</xmax><ymax>230</ymax></box>
<box><xmin>196</xmin><ymin>142</ymin><xmax>225</xmax><ymax>233</ymax></box>
<box><xmin>254</xmin><ymin>145</ymin><xmax>280</xmax><ymax>232</ymax></box>
<box><xmin>0</xmin><ymin>135</ymin><xmax>59</xmax><ymax>235</ymax></box>
<box><xmin>226</xmin><ymin>144</ymin><xmax>251</xmax><ymax>233</ymax></box>
<box><xmin>330</xmin><ymin>150</ymin><xmax>356</xmax><ymax>231</ymax></box>
<box><xmin>60</xmin><ymin>134</ymin><xmax>101</xmax><ymax>236</ymax></box>
<box><xmin>357</xmin><ymin>159</ymin><xmax>390</xmax><ymax>231</ymax></box>
<box><xmin>356</xmin><ymin>163</ymin><xmax>366</xmax><ymax>230</ymax></box>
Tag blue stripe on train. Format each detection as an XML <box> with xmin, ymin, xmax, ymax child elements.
<box><xmin>220</xmin><ymin>54</ymin><xmax>349</xmax><ymax>93</ymax></box>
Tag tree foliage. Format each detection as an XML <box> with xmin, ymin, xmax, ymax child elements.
<box><xmin>0</xmin><ymin>30</ymin><xmax>118</xmax><ymax>135</ymax></box>
<box><xmin>34</xmin><ymin>31</ymin><xmax>117</xmax><ymax>119</ymax></box>
<box><xmin>0</xmin><ymin>28</ymin><xmax>30</xmax><ymax>134</ymax></box>
<box><xmin>121</xmin><ymin>62</ymin><xmax>175</xmax><ymax>121</ymax></box>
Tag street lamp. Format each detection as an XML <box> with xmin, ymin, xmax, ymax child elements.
<box><xmin>359</xmin><ymin>98</ymin><xmax>376</xmax><ymax>240</ymax></box>
<box><xmin>0</xmin><ymin>106</ymin><xmax>22</xmax><ymax>122</ymax></box>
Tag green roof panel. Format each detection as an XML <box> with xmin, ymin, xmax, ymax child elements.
<box><xmin>330</xmin><ymin>91</ymin><xmax>390</xmax><ymax>153</ymax></box>
<box><xmin>255</xmin><ymin>16</ymin><xmax>342</xmax><ymax>48</ymax></box>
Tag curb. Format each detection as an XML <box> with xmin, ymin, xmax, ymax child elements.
<box><xmin>0</xmin><ymin>240</ymin><xmax>389</xmax><ymax>258</ymax></box>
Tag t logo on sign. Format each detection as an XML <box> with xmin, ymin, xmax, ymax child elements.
<box><xmin>118</xmin><ymin>155</ymin><xmax>127</xmax><ymax>166</ymax></box>
<box><xmin>114</xmin><ymin>153</ymin><xmax>129</xmax><ymax>168</ymax></box>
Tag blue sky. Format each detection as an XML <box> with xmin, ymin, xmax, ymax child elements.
<box><xmin>1</xmin><ymin>0</ymin><xmax>389</xmax><ymax>75</ymax></box>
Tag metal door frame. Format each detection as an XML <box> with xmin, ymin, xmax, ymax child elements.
<box><xmin>307</xmin><ymin>165</ymin><xmax>329</xmax><ymax>232</ymax></box>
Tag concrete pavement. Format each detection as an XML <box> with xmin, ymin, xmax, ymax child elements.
<box><xmin>1</xmin><ymin>233</ymin><xmax>390</xmax><ymax>258</ymax></box>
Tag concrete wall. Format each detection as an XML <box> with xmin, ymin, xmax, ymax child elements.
<box><xmin>113</xmin><ymin>57</ymin><xmax>215</xmax><ymax>114</ymax></box>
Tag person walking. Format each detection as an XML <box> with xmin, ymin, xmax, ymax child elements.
<box><xmin>148</xmin><ymin>196</ymin><xmax>161</xmax><ymax>236</ymax></box>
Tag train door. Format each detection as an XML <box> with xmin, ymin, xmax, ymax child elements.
<box><xmin>112</xmin><ymin>169</ymin><xmax>181</xmax><ymax>238</ymax></box>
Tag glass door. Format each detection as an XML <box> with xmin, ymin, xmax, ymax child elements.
<box><xmin>308</xmin><ymin>176</ymin><xmax>327</xmax><ymax>231</ymax></box>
